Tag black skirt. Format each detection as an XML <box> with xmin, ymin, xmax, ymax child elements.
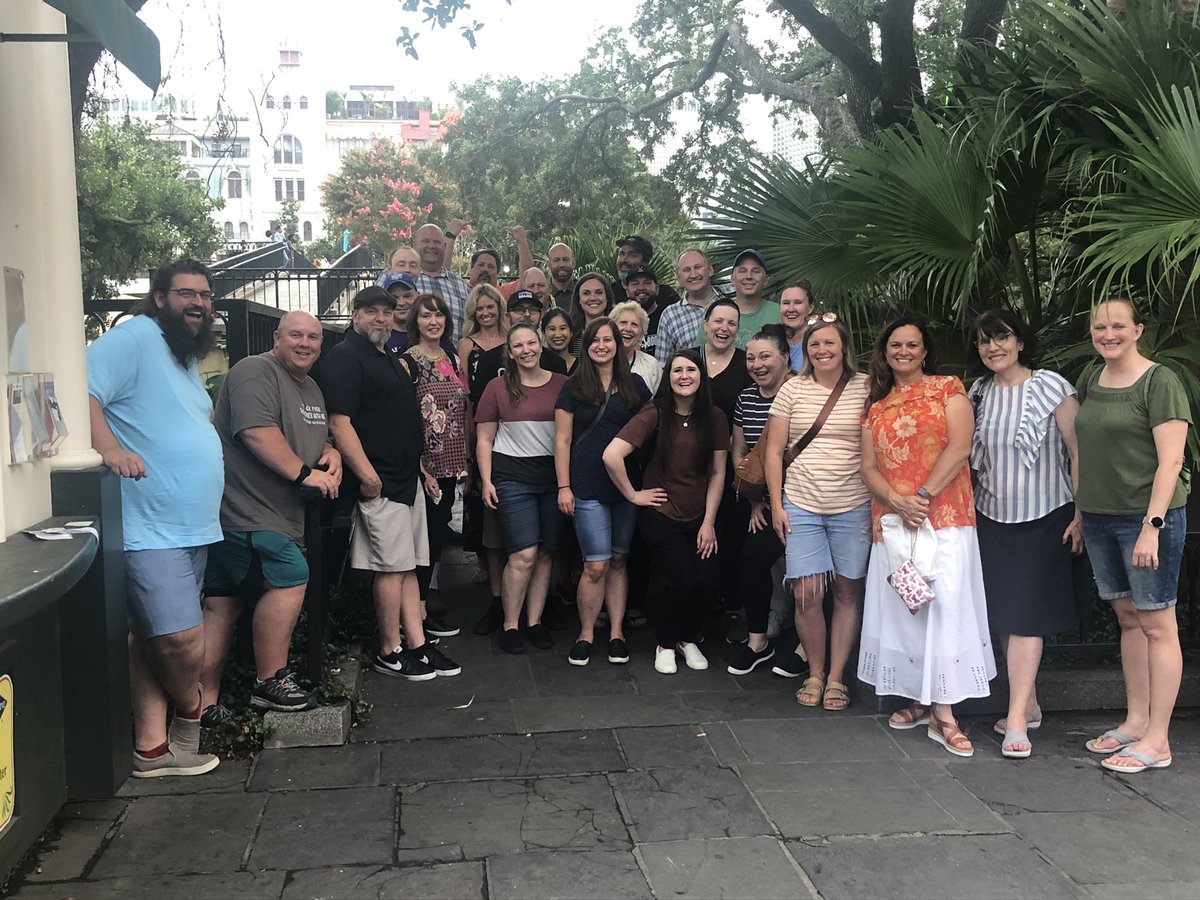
<box><xmin>977</xmin><ymin>503</ymin><xmax>1086</xmax><ymax>637</ymax></box>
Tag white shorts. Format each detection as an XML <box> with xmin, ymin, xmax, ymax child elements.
<box><xmin>349</xmin><ymin>495</ymin><xmax>430</xmax><ymax>573</ymax></box>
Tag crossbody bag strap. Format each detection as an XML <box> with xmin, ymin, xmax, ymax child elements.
<box><xmin>782</xmin><ymin>370</ymin><xmax>851</xmax><ymax>469</ymax></box>
<box><xmin>573</xmin><ymin>386</ymin><xmax>616</xmax><ymax>448</ymax></box>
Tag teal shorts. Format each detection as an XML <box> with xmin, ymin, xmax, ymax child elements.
<box><xmin>204</xmin><ymin>530</ymin><xmax>309</xmax><ymax>595</ymax></box>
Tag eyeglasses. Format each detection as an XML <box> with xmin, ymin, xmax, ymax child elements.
<box><xmin>974</xmin><ymin>332</ymin><xmax>1015</xmax><ymax>348</ymax></box>
<box><xmin>169</xmin><ymin>288</ymin><xmax>215</xmax><ymax>301</ymax></box>
<box><xmin>805</xmin><ymin>312</ymin><xmax>838</xmax><ymax>326</ymax></box>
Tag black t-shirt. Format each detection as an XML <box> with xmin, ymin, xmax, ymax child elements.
<box><xmin>555</xmin><ymin>376</ymin><xmax>652</xmax><ymax>503</ymax></box>
<box><xmin>318</xmin><ymin>328</ymin><xmax>422</xmax><ymax>505</ymax></box>
<box><xmin>611</xmin><ymin>278</ymin><xmax>682</xmax><ymax>308</ymax></box>
<box><xmin>707</xmin><ymin>349</ymin><xmax>751</xmax><ymax>436</ymax></box>
<box><xmin>540</xmin><ymin>351</ymin><xmax>568</xmax><ymax>375</ymax></box>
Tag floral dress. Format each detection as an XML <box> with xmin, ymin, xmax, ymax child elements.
<box><xmin>401</xmin><ymin>348</ymin><xmax>469</xmax><ymax>479</ymax></box>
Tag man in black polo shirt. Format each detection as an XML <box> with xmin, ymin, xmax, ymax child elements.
<box><xmin>610</xmin><ymin>235</ymin><xmax>682</xmax><ymax>308</ymax></box>
<box><xmin>319</xmin><ymin>286</ymin><xmax>462</xmax><ymax>681</ymax></box>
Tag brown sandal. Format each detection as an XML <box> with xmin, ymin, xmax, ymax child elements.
<box><xmin>796</xmin><ymin>676</ymin><xmax>824</xmax><ymax>707</ymax></box>
<box><xmin>822</xmin><ymin>681</ymin><xmax>850</xmax><ymax>711</ymax></box>
<box><xmin>887</xmin><ymin>703</ymin><xmax>931</xmax><ymax>730</ymax></box>
<box><xmin>927</xmin><ymin>717</ymin><xmax>974</xmax><ymax>758</ymax></box>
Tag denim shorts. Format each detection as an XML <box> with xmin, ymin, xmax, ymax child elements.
<box><xmin>204</xmin><ymin>530</ymin><xmax>309</xmax><ymax>595</ymax></box>
<box><xmin>125</xmin><ymin>546</ymin><xmax>207</xmax><ymax>638</ymax></box>
<box><xmin>574</xmin><ymin>498</ymin><xmax>637</xmax><ymax>561</ymax></box>
<box><xmin>495</xmin><ymin>480</ymin><xmax>564</xmax><ymax>554</ymax></box>
<box><xmin>782</xmin><ymin>498</ymin><xmax>872</xmax><ymax>581</ymax></box>
<box><xmin>1081</xmin><ymin>507</ymin><xmax>1186</xmax><ymax>611</ymax></box>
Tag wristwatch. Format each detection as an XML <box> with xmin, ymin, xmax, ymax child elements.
<box><xmin>1144</xmin><ymin>515</ymin><xmax>1165</xmax><ymax>529</ymax></box>
<box><xmin>444</xmin><ymin>229</ymin><xmax>459</xmax><ymax>239</ymax></box>
<box><xmin>916</xmin><ymin>486</ymin><xmax>933</xmax><ymax>500</ymax></box>
<box><xmin>293</xmin><ymin>464</ymin><xmax>312</xmax><ymax>485</ymax></box>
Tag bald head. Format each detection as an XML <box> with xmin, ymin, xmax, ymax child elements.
<box><xmin>273</xmin><ymin>310</ymin><xmax>323</xmax><ymax>377</ymax></box>
<box><xmin>547</xmin><ymin>243</ymin><xmax>575</xmax><ymax>286</ymax></box>
<box><xmin>521</xmin><ymin>266</ymin><xmax>551</xmax><ymax>306</ymax></box>
<box><xmin>415</xmin><ymin>223</ymin><xmax>445</xmax><ymax>274</ymax></box>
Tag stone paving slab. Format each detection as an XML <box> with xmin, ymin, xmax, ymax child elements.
<box><xmin>680</xmin><ymin>689</ymin><xmax>814</xmax><ymax>721</ymax></box>
<box><xmin>1085</xmin><ymin>882</ymin><xmax>1200</xmax><ymax>899</ymax></box>
<box><xmin>88</xmin><ymin>792</ymin><xmax>265</xmax><ymax>878</ymax></box>
<box><xmin>361</xmin><ymin>652</ymin><xmax>537</xmax><ymax>708</ymax></box>
<box><xmin>611</xmin><ymin>767</ymin><xmax>774</xmax><ymax>842</ymax></box>
<box><xmin>352</xmin><ymin>696</ymin><xmax>519</xmax><ymax>742</ymax></box>
<box><xmin>716</xmin><ymin>717</ymin><xmax>905</xmax><ymax>765</ymax></box>
<box><xmin>638</xmin><ymin>836</ymin><xmax>815</xmax><ymax>899</ymax></box>
<box><xmin>622</xmin><ymin>654</ymin><xmax>745</xmax><ymax>695</ymax></box>
<box><xmin>248</xmin><ymin>744</ymin><xmax>381</xmax><ymax>792</ymax></box>
<box><xmin>9</xmin><ymin>871</ymin><xmax>287</xmax><ymax>899</ymax></box>
<box><xmin>19</xmin><ymin>816</ymin><xmax>112</xmax><ymax>882</ymax></box>
<box><xmin>616</xmin><ymin>724</ymin><xmax>720</xmax><ymax>769</ymax></box>
<box><xmin>488</xmin><ymin>849</ymin><xmax>654</xmax><ymax>899</ymax></box>
<box><xmin>381</xmin><ymin>730</ymin><xmax>625</xmax><ymax>783</ymax></box>
<box><xmin>114</xmin><ymin>758</ymin><xmax>252</xmax><ymax>796</ymax></box>
<box><xmin>947</xmin><ymin>756</ymin><xmax>1146</xmax><ymax>814</ymax></box>
<box><xmin>279</xmin><ymin>862</ymin><xmax>485</xmax><ymax>899</ymax></box>
<box><xmin>249</xmin><ymin>786</ymin><xmax>396</xmax><ymax>870</ymax></box>
<box><xmin>787</xmin><ymin>834</ymin><xmax>1084</xmax><ymax>899</ymax></box>
<box><xmin>510</xmin><ymin>694</ymin><xmax>695</xmax><ymax>732</ymax></box>
<box><xmin>528</xmin><ymin>652</ymin><xmax>639</xmax><ymax>697</ymax></box>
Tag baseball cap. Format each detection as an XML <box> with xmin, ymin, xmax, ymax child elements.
<box><xmin>352</xmin><ymin>285</ymin><xmax>396</xmax><ymax>310</ymax></box>
<box><xmin>625</xmin><ymin>265</ymin><xmax>659</xmax><ymax>283</ymax></box>
<box><xmin>507</xmin><ymin>289</ymin><xmax>541</xmax><ymax>311</ymax></box>
<box><xmin>615</xmin><ymin>235</ymin><xmax>654</xmax><ymax>260</ymax></box>
<box><xmin>733</xmin><ymin>249</ymin><xmax>768</xmax><ymax>271</ymax></box>
<box><xmin>382</xmin><ymin>272</ymin><xmax>417</xmax><ymax>293</ymax></box>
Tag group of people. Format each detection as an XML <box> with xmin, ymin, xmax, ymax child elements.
<box><xmin>87</xmin><ymin>224</ymin><xmax>1191</xmax><ymax>780</ymax></box>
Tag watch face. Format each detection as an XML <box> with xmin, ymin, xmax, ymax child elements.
<box><xmin>1148</xmin><ymin>516</ymin><xmax>1165</xmax><ymax>528</ymax></box>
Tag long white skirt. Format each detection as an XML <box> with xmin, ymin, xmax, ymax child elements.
<box><xmin>858</xmin><ymin>526</ymin><xmax>996</xmax><ymax>705</ymax></box>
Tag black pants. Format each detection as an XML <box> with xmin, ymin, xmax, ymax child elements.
<box><xmin>639</xmin><ymin>508</ymin><xmax>721</xmax><ymax>648</ymax></box>
<box><xmin>417</xmin><ymin>476</ymin><xmax>457</xmax><ymax>601</ymax></box>
<box><xmin>738</xmin><ymin>524</ymin><xmax>785</xmax><ymax>634</ymax></box>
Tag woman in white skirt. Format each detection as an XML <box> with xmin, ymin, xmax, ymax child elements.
<box><xmin>858</xmin><ymin>317</ymin><xmax>995</xmax><ymax>757</ymax></box>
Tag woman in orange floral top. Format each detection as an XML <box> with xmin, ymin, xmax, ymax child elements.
<box><xmin>858</xmin><ymin>317</ymin><xmax>995</xmax><ymax>758</ymax></box>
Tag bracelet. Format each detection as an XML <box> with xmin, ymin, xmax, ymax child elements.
<box><xmin>558</xmin><ymin>485</ymin><xmax>570</xmax><ymax>490</ymax></box>
<box><xmin>293</xmin><ymin>464</ymin><xmax>312</xmax><ymax>485</ymax></box>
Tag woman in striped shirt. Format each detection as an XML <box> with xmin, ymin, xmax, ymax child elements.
<box><xmin>968</xmin><ymin>310</ymin><xmax>1082</xmax><ymax>760</ymax></box>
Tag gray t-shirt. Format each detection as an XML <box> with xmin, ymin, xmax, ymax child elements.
<box><xmin>215</xmin><ymin>353</ymin><xmax>330</xmax><ymax>542</ymax></box>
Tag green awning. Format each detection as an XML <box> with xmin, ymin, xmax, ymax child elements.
<box><xmin>44</xmin><ymin>0</ymin><xmax>160</xmax><ymax>91</ymax></box>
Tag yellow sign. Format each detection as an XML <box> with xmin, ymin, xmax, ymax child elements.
<box><xmin>0</xmin><ymin>675</ymin><xmax>12</xmax><ymax>835</ymax></box>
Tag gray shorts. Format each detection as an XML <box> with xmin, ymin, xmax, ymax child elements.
<box><xmin>124</xmin><ymin>546</ymin><xmax>207</xmax><ymax>638</ymax></box>
<box><xmin>349</xmin><ymin>495</ymin><xmax>430</xmax><ymax>573</ymax></box>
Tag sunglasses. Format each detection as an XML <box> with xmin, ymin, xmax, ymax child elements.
<box><xmin>805</xmin><ymin>312</ymin><xmax>838</xmax><ymax>326</ymax></box>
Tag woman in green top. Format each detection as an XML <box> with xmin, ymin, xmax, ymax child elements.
<box><xmin>1074</xmin><ymin>297</ymin><xmax>1191</xmax><ymax>774</ymax></box>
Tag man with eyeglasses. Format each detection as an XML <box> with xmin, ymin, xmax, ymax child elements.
<box><xmin>87</xmin><ymin>257</ymin><xmax>225</xmax><ymax>778</ymax></box>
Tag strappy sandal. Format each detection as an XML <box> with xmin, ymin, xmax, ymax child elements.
<box><xmin>928</xmin><ymin>717</ymin><xmax>974</xmax><ymax>758</ymax></box>
<box><xmin>822</xmin><ymin>681</ymin><xmax>850</xmax><ymax>711</ymax></box>
<box><xmin>887</xmin><ymin>703</ymin><xmax>931</xmax><ymax>730</ymax></box>
<box><xmin>796</xmin><ymin>675</ymin><xmax>825</xmax><ymax>707</ymax></box>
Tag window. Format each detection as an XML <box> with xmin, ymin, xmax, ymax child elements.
<box><xmin>282</xmin><ymin>95</ymin><xmax>292</xmax><ymax>110</ymax></box>
<box><xmin>302</xmin><ymin>221</ymin><xmax>312</xmax><ymax>242</ymax></box>
<box><xmin>184</xmin><ymin>169</ymin><xmax>201</xmax><ymax>184</ymax></box>
<box><xmin>279</xmin><ymin>49</ymin><xmax>300</xmax><ymax>66</ymax></box>
<box><xmin>226</xmin><ymin>170</ymin><xmax>242</xmax><ymax>199</ymax></box>
<box><xmin>296</xmin><ymin>179</ymin><xmax>305</xmax><ymax>201</ymax></box>
<box><xmin>273</xmin><ymin>134</ymin><xmax>303</xmax><ymax>165</ymax></box>
<box><xmin>275</xmin><ymin>179</ymin><xmax>284</xmax><ymax>202</ymax></box>
<box><xmin>239</xmin><ymin>222</ymin><xmax>249</xmax><ymax>240</ymax></box>
<box><xmin>224</xmin><ymin>221</ymin><xmax>234</xmax><ymax>239</ymax></box>
<box><xmin>265</xmin><ymin>95</ymin><xmax>275</xmax><ymax>109</ymax></box>
<box><xmin>299</xmin><ymin>95</ymin><xmax>308</xmax><ymax>110</ymax></box>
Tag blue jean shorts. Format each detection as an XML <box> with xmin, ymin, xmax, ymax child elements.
<box><xmin>1081</xmin><ymin>507</ymin><xmax>1186</xmax><ymax>611</ymax></box>
<box><xmin>495</xmin><ymin>480</ymin><xmax>564</xmax><ymax>554</ymax></box>
<box><xmin>204</xmin><ymin>530</ymin><xmax>309</xmax><ymax>595</ymax></box>
<box><xmin>782</xmin><ymin>498</ymin><xmax>871</xmax><ymax>581</ymax></box>
<box><xmin>125</xmin><ymin>546</ymin><xmax>207</xmax><ymax>638</ymax></box>
<box><xmin>574</xmin><ymin>498</ymin><xmax>637</xmax><ymax>561</ymax></box>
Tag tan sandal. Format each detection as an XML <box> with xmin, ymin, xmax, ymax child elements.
<box><xmin>796</xmin><ymin>675</ymin><xmax>824</xmax><ymax>707</ymax></box>
<box><xmin>887</xmin><ymin>703</ymin><xmax>931</xmax><ymax>730</ymax></box>
<box><xmin>822</xmin><ymin>681</ymin><xmax>850</xmax><ymax>711</ymax></box>
<box><xmin>928</xmin><ymin>717</ymin><xmax>974</xmax><ymax>758</ymax></box>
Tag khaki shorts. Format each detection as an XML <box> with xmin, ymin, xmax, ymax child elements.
<box><xmin>349</xmin><ymin>495</ymin><xmax>430</xmax><ymax>572</ymax></box>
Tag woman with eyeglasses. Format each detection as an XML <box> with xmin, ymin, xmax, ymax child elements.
<box><xmin>968</xmin><ymin>310</ymin><xmax>1083</xmax><ymax>759</ymax></box>
<box><xmin>858</xmin><ymin>316</ymin><xmax>994</xmax><ymax>757</ymax></box>
<box><xmin>762</xmin><ymin>316</ymin><xmax>872</xmax><ymax>708</ymax></box>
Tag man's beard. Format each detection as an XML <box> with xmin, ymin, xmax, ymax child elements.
<box><xmin>551</xmin><ymin>267</ymin><xmax>572</xmax><ymax>283</ymax></box>
<box><xmin>474</xmin><ymin>271</ymin><xmax>495</xmax><ymax>285</ymax></box>
<box><xmin>365</xmin><ymin>327</ymin><xmax>390</xmax><ymax>347</ymax></box>
<box><xmin>158</xmin><ymin>306</ymin><xmax>216</xmax><ymax>366</ymax></box>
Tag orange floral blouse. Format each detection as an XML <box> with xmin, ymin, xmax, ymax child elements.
<box><xmin>863</xmin><ymin>375</ymin><xmax>975</xmax><ymax>541</ymax></box>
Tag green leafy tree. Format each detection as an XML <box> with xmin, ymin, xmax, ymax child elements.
<box><xmin>76</xmin><ymin>116</ymin><xmax>224</xmax><ymax>299</ymax></box>
<box><xmin>321</xmin><ymin>139</ymin><xmax>457</xmax><ymax>262</ymax></box>
<box><xmin>278</xmin><ymin>198</ymin><xmax>300</xmax><ymax>243</ymax></box>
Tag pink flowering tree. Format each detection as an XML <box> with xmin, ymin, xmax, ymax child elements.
<box><xmin>320</xmin><ymin>138</ymin><xmax>458</xmax><ymax>262</ymax></box>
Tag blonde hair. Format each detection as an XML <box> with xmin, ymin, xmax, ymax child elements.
<box><xmin>463</xmin><ymin>284</ymin><xmax>508</xmax><ymax>338</ymax></box>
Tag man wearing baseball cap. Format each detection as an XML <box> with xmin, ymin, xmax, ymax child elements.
<box><xmin>624</xmin><ymin>265</ymin><xmax>666</xmax><ymax>356</ymax></box>
<box><xmin>692</xmin><ymin>249</ymin><xmax>779</xmax><ymax>350</ymax></box>
<box><xmin>610</xmin><ymin>235</ymin><xmax>681</xmax><ymax>307</ymax></box>
<box><xmin>507</xmin><ymin>291</ymin><xmax>568</xmax><ymax>374</ymax></box>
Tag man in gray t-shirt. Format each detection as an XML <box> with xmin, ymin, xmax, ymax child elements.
<box><xmin>200</xmin><ymin>311</ymin><xmax>343</xmax><ymax>721</ymax></box>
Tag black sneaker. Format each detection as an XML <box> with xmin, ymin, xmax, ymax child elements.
<box><xmin>473</xmin><ymin>602</ymin><xmax>504</xmax><ymax>635</ymax></box>
<box><xmin>250</xmin><ymin>668</ymin><xmax>316</xmax><ymax>711</ymax></box>
<box><xmin>499</xmin><ymin>628</ymin><xmax>525</xmax><ymax>655</ymax></box>
<box><xmin>527</xmin><ymin>623</ymin><xmax>554</xmax><ymax>649</ymax></box>
<box><xmin>569</xmin><ymin>639</ymin><xmax>592</xmax><ymax>666</ymax></box>
<box><xmin>726</xmin><ymin>644</ymin><xmax>775</xmax><ymax>676</ymax></box>
<box><xmin>374</xmin><ymin>647</ymin><xmax>437</xmax><ymax>681</ymax></box>
<box><xmin>200</xmin><ymin>703</ymin><xmax>233</xmax><ymax>728</ymax></box>
<box><xmin>771</xmin><ymin>652</ymin><xmax>809</xmax><ymax>678</ymax></box>
<box><xmin>607</xmin><ymin>638</ymin><xmax>630</xmax><ymax>665</ymax></box>
<box><xmin>424</xmin><ymin>612</ymin><xmax>460</xmax><ymax>638</ymax></box>
<box><xmin>724</xmin><ymin>611</ymin><xmax>749</xmax><ymax>645</ymax></box>
<box><xmin>414</xmin><ymin>643</ymin><xmax>462</xmax><ymax>677</ymax></box>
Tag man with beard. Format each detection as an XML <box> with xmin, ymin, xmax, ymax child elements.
<box><xmin>624</xmin><ymin>265</ymin><xmax>666</xmax><ymax>357</ymax></box>
<box><xmin>467</xmin><ymin>249</ymin><xmax>501</xmax><ymax>289</ymax></box>
<box><xmin>318</xmin><ymin>286</ymin><xmax>461</xmax><ymax>681</ymax></box>
<box><xmin>87</xmin><ymin>257</ymin><xmax>224</xmax><ymax>777</ymax></box>
<box><xmin>611</xmin><ymin>235</ymin><xmax>681</xmax><ymax>307</ymax></box>
<box><xmin>414</xmin><ymin>223</ymin><xmax>469</xmax><ymax>337</ymax></box>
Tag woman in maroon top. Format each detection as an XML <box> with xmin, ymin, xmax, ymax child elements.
<box><xmin>603</xmin><ymin>348</ymin><xmax>730</xmax><ymax>674</ymax></box>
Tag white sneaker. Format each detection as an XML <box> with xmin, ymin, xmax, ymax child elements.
<box><xmin>677</xmin><ymin>641</ymin><xmax>709</xmax><ymax>670</ymax></box>
<box><xmin>654</xmin><ymin>645</ymin><xmax>678</xmax><ymax>674</ymax></box>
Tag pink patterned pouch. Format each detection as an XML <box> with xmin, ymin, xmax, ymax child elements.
<box><xmin>887</xmin><ymin>558</ymin><xmax>934</xmax><ymax>615</ymax></box>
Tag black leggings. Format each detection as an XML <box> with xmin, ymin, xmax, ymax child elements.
<box><xmin>417</xmin><ymin>476</ymin><xmax>457</xmax><ymax>601</ymax></box>
<box><xmin>639</xmin><ymin>508</ymin><xmax>721</xmax><ymax>648</ymax></box>
<box><xmin>738</xmin><ymin>524</ymin><xmax>785</xmax><ymax>634</ymax></box>
<box><xmin>716</xmin><ymin>490</ymin><xmax>750</xmax><ymax>611</ymax></box>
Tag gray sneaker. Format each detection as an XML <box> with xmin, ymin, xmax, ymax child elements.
<box><xmin>132</xmin><ymin>743</ymin><xmax>220</xmax><ymax>778</ymax></box>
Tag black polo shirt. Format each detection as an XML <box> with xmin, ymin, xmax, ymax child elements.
<box><xmin>318</xmin><ymin>327</ymin><xmax>422</xmax><ymax>505</ymax></box>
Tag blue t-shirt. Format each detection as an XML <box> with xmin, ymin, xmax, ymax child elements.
<box><xmin>555</xmin><ymin>375</ymin><xmax>651</xmax><ymax>503</ymax></box>
<box><xmin>87</xmin><ymin>315</ymin><xmax>223</xmax><ymax>550</ymax></box>
<box><xmin>789</xmin><ymin>342</ymin><xmax>804</xmax><ymax>373</ymax></box>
